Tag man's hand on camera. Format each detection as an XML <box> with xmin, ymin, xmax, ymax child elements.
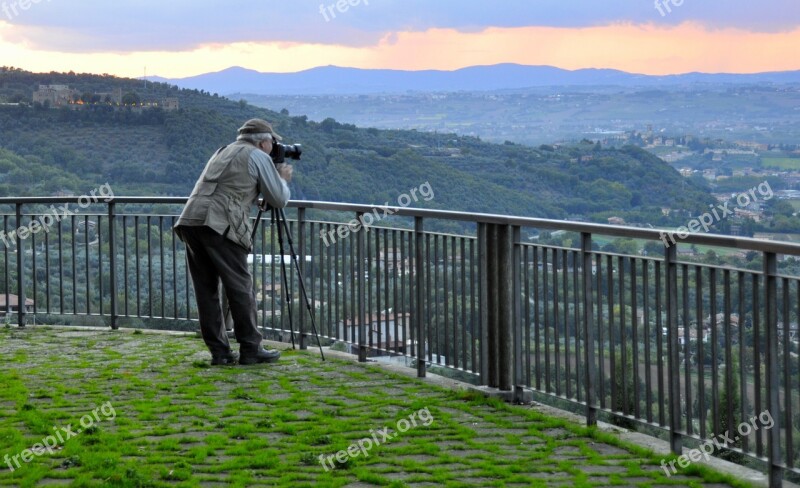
<box><xmin>276</xmin><ymin>163</ymin><xmax>293</xmax><ymax>183</ymax></box>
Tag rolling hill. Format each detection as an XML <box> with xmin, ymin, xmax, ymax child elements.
<box><xmin>0</xmin><ymin>68</ymin><xmax>714</xmax><ymax>225</ymax></box>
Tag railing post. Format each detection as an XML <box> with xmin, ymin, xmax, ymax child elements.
<box><xmin>486</xmin><ymin>224</ymin><xmax>499</xmax><ymax>387</ymax></box>
<box><xmin>465</xmin><ymin>220</ymin><xmax>513</xmax><ymax>391</ymax></box>
<box><xmin>665</xmin><ymin>244</ymin><xmax>682</xmax><ymax>454</ymax></box>
<box><xmin>512</xmin><ymin>226</ymin><xmax>525</xmax><ymax>402</ymax></box>
<box><xmin>764</xmin><ymin>251</ymin><xmax>783</xmax><ymax>487</ymax></box>
<box><xmin>478</xmin><ymin>222</ymin><xmax>490</xmax><ymax>385</ymax></box>
<box><xmin>497</xmin><ymin>224</ymin><xmax>513</xmax><ymax>391</ymax></box>
<box><xmin>357</xmin><ymin>212</ymin><xmax>367</xmax><ymax>362</ymax></box>
<box><xmin>108</xmin><ymin>201</ymin><xmax>118</xmax><ymax>330</ymax></box>
<box><xmin>415</xmin><ymin>216</ymin><xmax>426</xmax><ymax>378</ymax></box>
<box><xmin>298</xmin><ymin>208</ymin><xmax>307</xmax><ymax>350</ymax></box>
<box><xmin>15</xmin><ymin>203</ymin><xmax>25</xmax><ymax>327</ymax></box>
<box><xmin>582</xmin><ymin>232</ymin><xmax>597</xmax><ymax>426</ymax></box>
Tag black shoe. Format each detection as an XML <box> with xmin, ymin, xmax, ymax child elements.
<box><xmin>211</xmin><ymin>350</ymin><xmax>239</xmax><ymax>366</ymax></box>
<box><xmin>239</xmin><ymin>347</ymin><xmax>281</xmax><ymax>365</ymax></box>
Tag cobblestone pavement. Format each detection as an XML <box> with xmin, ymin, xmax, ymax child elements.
<box><xmin>0</xmin><ymin>327</ymin><xmax>750</xmax><ymax>487</ymax></box>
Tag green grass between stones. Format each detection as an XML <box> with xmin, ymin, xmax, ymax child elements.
<box><xmin>0</xmin><ymin>326</ymin><xmax>754</xmax><ymax>487</ymax></box>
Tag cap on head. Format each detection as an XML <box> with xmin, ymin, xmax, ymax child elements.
<box><xmin>237</xmin><ymin>118</ymin><xmax>283</xmax><ymax>141</ymax></box>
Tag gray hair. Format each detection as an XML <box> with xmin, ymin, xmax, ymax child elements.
<box><xmin>237</xmin><ymin>132</ymin><xmax>273</xmax><ymax>144</ymax></box>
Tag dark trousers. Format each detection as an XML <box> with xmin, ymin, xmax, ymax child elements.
<box><xmin>178</xmin><ymin>225</ymin><xmax>262</xmax><ymax>355</ymax></box>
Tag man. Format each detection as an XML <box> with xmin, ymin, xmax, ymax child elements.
<box><xmin>174</xmin><ymin>118</ymin><xmax>293</xmax><ymax>365</ymax></box>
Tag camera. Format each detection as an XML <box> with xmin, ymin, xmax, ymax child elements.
<box><xmin>270</xmin><ymin>143</ymin><xmax>302</xmax><ymax>165</ymax></box>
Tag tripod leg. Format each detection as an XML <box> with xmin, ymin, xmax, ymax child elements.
<box><xmin>274</xmin><ymin>208</ymin><xmax>296</xmax><ymax>349</ymax></box>
<box><xmin>223</xmin><ymin>209</ymin><xmax>263</xmax><ymax>335</ymax></box>
<box><xmin>221</xmin><ymin>284</ymin><xmax>233</xmax><ymax>332</ymax></box>
<box><xmin>278</xmin><ymin>209</ymin><xmax>326</xmax><ymax>361</ymax></box>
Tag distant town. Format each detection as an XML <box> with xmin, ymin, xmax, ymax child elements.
<box><xmin>28</xmin><ymin>84</ymin><xmax>179</xmax><ymax>111</ymax></box>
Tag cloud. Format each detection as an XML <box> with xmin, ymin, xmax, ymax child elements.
<box><xmin>1</xmin><ymin>0</ymin><xmax>798</xmax><ymax>53</ymax></box>
<box><xmin>2</xmin><ymin>22</ymin><xmax>799</xmax><ymax>79</ymax></box>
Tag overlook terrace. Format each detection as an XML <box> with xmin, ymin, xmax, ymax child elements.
<box><xmin>1</xmin><ymin>196</ymin><xmax>800</xmax><ymax>486</ymax></box>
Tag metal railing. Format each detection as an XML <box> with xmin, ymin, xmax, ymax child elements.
<box><xmin>1</xmin><ymin>196</ymin><xmax>799</xmax><ymax>486</ymax></box>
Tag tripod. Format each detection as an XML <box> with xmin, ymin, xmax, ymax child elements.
<box><xmin>255</xmin><ymin>205</ymin><xmax>326</xmax><ymax>360</ymax></box>
<box><xmin>221</xmin><ymin>205</ymin><xmax>325</xmax><ymax>360</ymax></box>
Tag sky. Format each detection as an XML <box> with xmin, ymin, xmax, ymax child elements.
<box><xmin>0</xmin><ymin>0</ymin><xmax>798</xmax><ymax>78</ymax></box>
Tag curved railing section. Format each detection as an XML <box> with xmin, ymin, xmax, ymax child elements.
<box><xmin>1</xmin><ymin>196</ymin><xmax>799</xmax><ymax>485</ymax></box>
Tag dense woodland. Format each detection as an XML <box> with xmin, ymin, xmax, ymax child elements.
<box><xmin>0</xmin><ymin>67</ymin><xmax>719</xmax><ymax>227</ymax></box>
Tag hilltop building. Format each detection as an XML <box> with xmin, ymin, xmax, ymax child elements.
<box><xmin>93</xmin><ymin>88</ymin><xmax>123</xmax><ymax>105</ymax></box>
<box><xmin>162</xmin><ymin>97</ymin><xmax>179</xmax><ymax>110</ymax></box>
<box><xmin>32</xmin><ymin>85</ymin><xmax>79</xmax><ymax>107</ymax></box>
<box><xmin>32</xmin><ymin>85</ymin><xmax>179</xmax><ymax>111</ymax></box>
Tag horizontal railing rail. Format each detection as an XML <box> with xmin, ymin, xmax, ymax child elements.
<box><xmin>0</xmin><ymin>196</ymin><xmax>797</xmax><ymax>486</ymax></box>
<box><xmin>2</xmin><ymin>197</ymin><xmax>798</xmax><ymax>255</ymax></box>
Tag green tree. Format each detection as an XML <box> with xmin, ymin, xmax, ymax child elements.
<box><xmin>716</xmin><ymin>359</ymin><xmax>743</xmax><ymax>462</ymax></box>
<box><xmin>611</xmin><ymin>345</ymin><xmax>639</xmax><ymax>430</ymax></box>
<box><xmin>122</xmin><ymin>92</ymin><xmax>140</xmax><ymax>106</ymax></box>
<box><xmin>603</xmin><ymin>238</ymin><xmax>639</xmax><ymax>256</ymax></box>
<box><xmin>770</xmin><ymin>200</ymin><xmax>795</xmax><ymax>218</ymax></box>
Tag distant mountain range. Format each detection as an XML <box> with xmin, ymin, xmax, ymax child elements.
<box><xmin>147</xmin><ymin>64</ymin><xmax>800</xmax><ymax>96</ymax></box>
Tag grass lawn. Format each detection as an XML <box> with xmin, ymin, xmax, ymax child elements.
<box><xmin>762</xmin><ymin>157</ymin><xmax>800</xmax><ymax>170</ymax></box>
<box><xmin>0</xmin><ymin>326</ymin><xmax>753</xmax><ymax>487</ymax></box>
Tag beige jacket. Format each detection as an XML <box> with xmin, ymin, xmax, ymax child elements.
<box><xmin>174</xmin><ymin>140</ymin><xmax>290</xmax><ymax>250</ymax></box>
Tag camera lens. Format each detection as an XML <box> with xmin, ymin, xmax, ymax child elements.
<box><xmin>283</xmin><ymin>144</ymin><xmax>301</xmax><ymax>160</ymax></box>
